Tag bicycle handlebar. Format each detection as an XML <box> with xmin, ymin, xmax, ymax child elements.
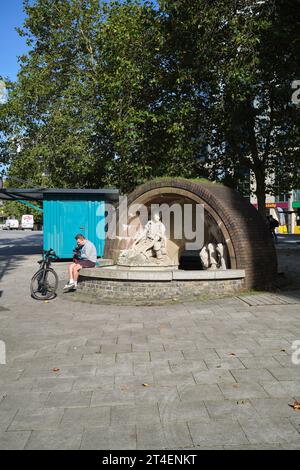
<box><xmin>43</xmin><ymin>248</ymin><xmax>58</xmax><ymax>258</ymax></box>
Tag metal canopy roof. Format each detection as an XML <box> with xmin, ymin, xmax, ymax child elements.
<box><xmin>0</xmin><ymin>188</ymin><xmax>119</xmax><ymax>202</ymax></box>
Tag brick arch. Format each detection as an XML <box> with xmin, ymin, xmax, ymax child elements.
<box><xmin>105</xmin><ymin>178</ymin><xmax>277</xmax><ymax>289</ymax></box>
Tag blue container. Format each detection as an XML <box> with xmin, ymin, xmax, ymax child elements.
<box><xmin>43</xmin><ymin>189</ymin><xmax>118</xmax><ymax>259</ymax></box>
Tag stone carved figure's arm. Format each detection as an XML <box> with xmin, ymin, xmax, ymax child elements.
<box><xmin>132</xmin><ymin>222</ymin><xmax>150</xmax><ymax>246</ymax></box>
<box><xmin>200</xmin><ymin>245</ymin><xmax>210</xmax><ymax>269</ymax></box>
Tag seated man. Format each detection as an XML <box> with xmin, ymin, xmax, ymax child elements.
<box><xmin>63</xmin><ymin>234</ymin><xmax>97</xmax><ymax>291</ymax></box>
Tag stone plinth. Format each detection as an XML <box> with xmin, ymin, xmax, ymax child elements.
<box><xmin>77</xmin><ymin>268</ymin><xmax>246</xmax><ymax>304</ymax></box>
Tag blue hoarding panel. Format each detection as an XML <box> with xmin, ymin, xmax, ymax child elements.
<box><xmin>43</xmin><ymin>197</ymin><xmax>106</xmax><ymax>259</ymax></box>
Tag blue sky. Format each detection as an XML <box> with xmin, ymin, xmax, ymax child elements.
<box><xmin>0</xmin><ymin>0</ymin><xmax>159</xmax><ymax>83</ymax></box>
<box><xmin>0</xmin><ymin>0</ymin><xmax>28</xmax><ymax>81</ymax></box>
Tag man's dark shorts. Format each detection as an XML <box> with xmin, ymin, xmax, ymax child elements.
<box><xmin>75</xmin><ymin>260</ymin><xmax>96</xmax><ymax>268</ymax></box>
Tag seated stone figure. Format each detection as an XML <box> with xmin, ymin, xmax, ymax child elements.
<box><xmin>118</xmin><ymin>213</ymin><xmax>169</xmax><ymax>266</ymax></box>
<box><xmin>132</xmin><ymin>212</ymin><xmax>166</xmax><ymax>259</ymax></box>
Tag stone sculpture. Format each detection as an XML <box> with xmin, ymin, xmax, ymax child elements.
<box><xmin>200</xmin><ymin>242</ymin><xmax>227</xmax><ymax>270</ymax></box>
<box><xmin>117</xmin><ymin>213</ymin><xmax>173</xmax><ymax>266</ymax></box>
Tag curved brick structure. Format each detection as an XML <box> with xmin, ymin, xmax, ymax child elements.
<box><xmin>105</xmin><ymin>178</ymin><xmax>277</xmax><ymax>289</ymax></box>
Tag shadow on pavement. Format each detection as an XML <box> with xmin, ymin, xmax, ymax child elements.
<box><xmin>0</xmin><ymin>232</ymin><xmax>43</xmax><ymax>296</ymax></box>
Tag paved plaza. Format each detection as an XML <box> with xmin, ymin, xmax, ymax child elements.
<box><xmin>0</xmin><ymin>231</ymin><xmax>300</xmax><ymax>449</ymax></box>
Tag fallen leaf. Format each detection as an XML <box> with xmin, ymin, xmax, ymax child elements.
<box><xmin>229</xmin><ymin>353</ymin><xmax>236</xmax><ymax>356</ymax></box>
<box><xmin>289</xmin><ymin>401</ymin><xmax>300</xmax><ymax>410</ymax></box>
<box><xmin>44</xmin><ymin>300</ymin><xmax>49</xmax><ymax>304</ymax></box>
<box><xmin>233</xmin><ymin>384</ymin><xmax>240</xmax><ymax>388</ymax></box>
<box><xmin>142</xmin><ymin>383</ymin><xmax>150</xmax><ymax>387</ymax></box>
<box><xmin>281</xmin><ymin>349</ymin><xmax>286</xmax><ymax>352</ymax></box>
<box><xmin>52</xmin><ymin>368</ymin><xmax>60</xmax><ymax>372</ymax></box>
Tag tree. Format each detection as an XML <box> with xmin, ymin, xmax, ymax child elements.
<box><xmin>1</xmin><ymin>0</ymin><xmax>300</xmax><ymax>208</ymax></box>
<box><xmin>159</xmin><ymin>0</ymin><xmax>300</xmax><ymax>213</ymax></box>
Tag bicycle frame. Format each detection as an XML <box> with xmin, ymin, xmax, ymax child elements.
<box><xmin>38</xmin><ymin>250</ymin><xmax>57</xmax><ymax>285</ymax></box>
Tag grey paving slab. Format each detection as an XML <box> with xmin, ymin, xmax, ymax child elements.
<box><xmin>150</xmin><ymin>351</ymin><xmax>185</xmax><ymax>362</ymax></box>
<box><xmin>224</xmin><ymin>444</ymin><xmax>281</xmax><ymax>450</ymax></box>
<box><xmin>134</xmin><ymin>363</ymin><xmax>171</xmax><ymax>376</ymax></box>
<box><xmin>279</xmin><ymin>442</ymin><xmax>300</xmax><ymax>449</ymax></box>
<box><xmin>0</xmin><ymin>409</ymin><xmax>18</xmax><ymax>431</ymax></box>
<box><xmin>22</xmin><ymin>365</ymin><xmax>97</xmax><ymax>379</ymax></box>
<box><xmin>159</xmin><ymin>400</ymin><xmax>210</xmax><ymax>424</ymax></box>
<box><xmin>183</xmin><ymin>350</ymin><xmax>220</xmax><ymax>361</ymax></box>
<box><xmin>132</xmin><ymin>343</ymin><xmax>164</xmax><ymax>352</ymax></box>
<box><xmin>81</xmin><ymin>425</ymin><xmax>137</xmax><ymax>450</ymax></box>
<box><xmin>81</xmin><ymin>353</ymin><xmax>116</xmax><ymax>366</ymax></box>
<box><xmin>205</xmin><ymin>399</ymin><xmax>260</xmax><ymax>420</ymax></box>
<box><xmin>238</xmin><ymin>417</ymin><xmax>300</xmax><ymax>445</ymax></box>
<box><xmin>239</xmin><ymin>357</ymin><xmax>283</xmax><ymax>369</ymax></box>
<box><xmin>0</xmin><ymin>392</ymin><xmax>49</xmax><ymax>411</ymax></box>
<box><xmin>0</xmin><ymin>368</ymin><xmax>24</xmax><ymax>381</ymax></box>
<box><xmin>96</xmin><ymin>363</ymin><xmax>134</xmax><ymax>376</ymax></box>
<box><xmin>134</xmin><ymin>386</ymin><xmax>180</xmax><ymax>404</ymax></box>
<box><xmin>178</xmin><ymin>384</ymin><xmax>224</xmax><ymax>402</ymax></box>
<box><xmin>45</xmin><ymin>391</ymin><xmax>92</xmax><ymax>408</ymax></box>
<box><xmin>101</xmin><ymin>343</ymin><xmax>132</xmax><ymax>353</ymax></box>
<box><xmin>193</xmin><ymin>369</ymin><xmax>235</xmax><ymax>385</ymax></box>
<box><xmin>268</xmin><ymin>367</ymin><xmax>300</xmax><ymax>381</ymax></box>
<box><xmin>163</xmin><ymin>340</ymin><xmax>198</xmax><ymax>352</ymax></box>
<box><xmin>250</xmin><ymin>397</ymin><xmax>300</xmax><ymax>419</ymax></box>
<box><xmin>204</xmin><ymin>357</ymin><xmax>246</xmax><ymax>370</ymax></box>
<box><xmin>0</xmin><ymin>378</ymin><xmax>33</xmax><ymax>393</ymax></box>
<box><xmin>168</xmin><ymin>360</ymin><xmax>208</xmax><ymax>374</ymax></box>
<box><xmin>91</xmin><ymin>389</ymin><xmax>135</xmax><ymax>407</ymax></box>
<box><xmin>31</xmin><ymin>378</ymin><xmax>75</xmax><ymax>392</ymax></box>
<box><xmin>278</xmin><ymin>380</ymin><xmax>300</xmax><ymax>398</ymax></box>
<box><xmin>60</xmin><ymin>406</ymin><xmax>110</xmax><ymax>428</ymax></box>
<box><xmin>219</xmin><ymin>382</ymin><xmax>269</xmax><ymax>399</ymax></box>
<box><xmin>154</xmin><ymin>373</ymin><xmax>195</xmax><ymax>387</ymax></box>
<box><xmin>260</xmin><ymin>381</ymin><xmax>295</xmax><ymax>399</ymax></box>
<box><xmin>137</xmin><ymin>423</ymin><xmax>193</xmax><ymax>450</ymax></box>
<box><xmin>272</xmin><ymin>354</ymin><xmax>296</xmax><ymax>367</ymax></box>
<box><xmin>188</xmin><ymin>419</ymin><xmax>249</xmax><ymax>447</ymax></box>
<box><xmin>230</xmin><ymin>368</ymin><xmax>276</xmax><ymax>383</ymax></box>
<box><xmin>215</xmin><ymin>348</ymin><xmax>253</xmax><ymax>358</ymax></box>
<box><xmin>111</xmin><ymin>404</ymin><xmax>161</xmax><ymax>425</ymax></box>
<box><xmin>8</xmin><ymin>407</ymin><xmax>64</xmax><ymax>431</ymax></box>
<box><xmin>0</xmin><ymin>431</ymin><xmax>31</xmax><ymax>450</ymax></box>
<box><xmin>25</xmin><ymin>429</ymin><xmax>83</xmax><ymax>450</ymax></box>
<box><xmin>288</xmin><ymin>415</ymin><xmax>300</xmax><ymax>433</ymax></box>
<box><xmin>117</xmin><ymin>352</ymin><xmax>151</xmax><ymax>364</ymax></box>
<box><xmin>73</xmin><ymin>376</ymin><xmax>114</xmax><ymax>391</ymax></box>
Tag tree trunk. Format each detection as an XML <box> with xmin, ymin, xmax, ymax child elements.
<box><xmin>254</xmin><ymin>166</ymin><xmax>266</xmax><ymax>217</ymax></box>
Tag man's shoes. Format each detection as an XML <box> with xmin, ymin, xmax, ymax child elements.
<box><xmin>63</xmin><ymin>281</ymin><xmax>76</xmax><ymax>291</ymax></box>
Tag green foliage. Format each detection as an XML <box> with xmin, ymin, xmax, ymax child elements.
<box><xmin>159</xmin><ymin>0</ymin><xmax>300</xmax><ymax>212</ymax></box>
<box><xmin>1</xmin><ymin>200</ymin><xmax>42</xmax><ymax>222</ymax></box>
<box><xmin>0</xmin><ymin>0</ymin><xmax>299</xmax><ymax>212</ymax></box>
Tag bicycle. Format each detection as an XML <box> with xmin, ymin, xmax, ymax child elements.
<box><xmin>30</xmin><ymin>249</ymin><xmax>59</xmax><ymax>300</ymax></box>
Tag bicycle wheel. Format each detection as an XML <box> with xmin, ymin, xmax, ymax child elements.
<box><xmin>30</xmin><ymin>268</ymin><xmax>59</xmax><ymax>300</ymax></box>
